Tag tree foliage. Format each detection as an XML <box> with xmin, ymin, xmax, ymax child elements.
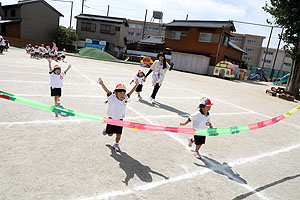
<box><xmin>54</xmin><ymin>26</ymin><xmax>78</xmax><ymax>48</ymax></box>
<box><xmin>263</xmin><ymin>0</ymin><xmax>300</xmax><ymax>99</ymax></box>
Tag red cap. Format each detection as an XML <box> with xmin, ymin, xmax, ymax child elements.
<box><xmin>115</xmin><ymin>84</ymin><xmax>126</xmax><ymax>90</ymax></box>
<box><xmin>200</xmin><ymin>97</ymin><xmax>213</xmax><ymax>106</ymax></box>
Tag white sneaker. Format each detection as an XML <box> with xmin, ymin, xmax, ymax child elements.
<box><xmin>193</xmin><ymin>151</ymin><xmax>201</xmax><ymax>159</ymax></box>
<box><xmin>113</xmin><ymin>143</ymin><xmax>121</xmax><ymax>152</ymax></box>
<box><xmin>188</xmin><ymin>137</ymin><xmax>193</xmax><ymax>147</ymax></box>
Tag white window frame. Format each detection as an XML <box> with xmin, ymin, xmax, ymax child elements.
<box><xmin>169</xmin><ymin>31</ymin><xmax>181</xmax><ymax>40</ymax></box>
<box><xmin>199</xmin><ymin>33</ymin><xmax>212</xmax><ymax>42</ymax></box>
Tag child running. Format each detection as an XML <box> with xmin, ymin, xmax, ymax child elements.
<box><xmin>98</xmin><ymin>77</ymin><xmax>138</xmax><ymax>152</ymax></box>
<box><xmin>47</xmin><ymin>58</ymin><xmax>71</xmax><ymax>116</ymax></box>
<box><xmin>130</xmin><ymin>70</ymin><xmax>146</xmax><ymax>100</ymax></box>
<box><xmin>180</xmin><ymin>97</ymin><xmax>213</xmax><ymax>159</ymax></box>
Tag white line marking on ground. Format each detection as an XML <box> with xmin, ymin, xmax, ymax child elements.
<box><xmin>0</xmin><ymin>118</ymin><xmax>88</xmax><ymax>126</ymax></box>
<box><xmin>0</xmin><ymin>112</ymin><xmax>252</xmax><ymax>127</ymax></box>
<box><xmin>73</xmin><ymin>143</ymin><xmax>300</xmax><ymax>200</ymax></box>
<box><xmin>0</xmin><ymin>79</ymin><xmax>92</xmax><ymax>86</ymax></box>
<box><xmin>165</xmin><ymin>82</ymin><xmax>300</xmax><ymax>129</ymax></box>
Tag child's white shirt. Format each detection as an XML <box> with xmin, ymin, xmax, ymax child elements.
<box><xmin>50</xmin><ymin>72</ymin><xmax>65</xmax><ymax>88</ymax></box>
<box><xmin>189</xmin><ymin>111</ymin><xmax>211</xmax><ymax>129</ymax></box>
<box><xmin>107</xmin><ymin>93</ymin><xmax>129</xmax><ymax>119</ymax></box>
<box><xmin>133</xmin><ymin>75</ymin><xmax>145</xmax><ymax>84</ymax></box>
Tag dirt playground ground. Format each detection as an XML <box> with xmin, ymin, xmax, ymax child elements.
<box><xmin>0</xmin><ymin>48</ymin><xmax>300</xmax><ymax>200</ymax></box>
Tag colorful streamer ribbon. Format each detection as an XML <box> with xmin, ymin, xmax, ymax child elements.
<box><xmin>1</xmin><ymin>90</ymin><xmax>299</xmax><ymax>136</ymax></box>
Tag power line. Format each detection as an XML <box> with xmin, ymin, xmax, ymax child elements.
<box><xmin>233</xmin><ymin>20</ymin><xmax>281</xmax><ymax>28</ymax></box>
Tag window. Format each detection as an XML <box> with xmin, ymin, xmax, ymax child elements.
<box><xmin>129</xmin><ymin>24</ymin><xmax>143</xmax><ymax>29</ymax></box>
<box><xmin>115</xmin><ymin>27</ymin><xmax>120</xmax><ymax>31</ymax></box>
<box><xmin>100</xmin><ymin>24</ymin><xmax>116</xmax><ymax>35</ymax></box>
<box><xmin>81</xmin><ymin>22</ymin><xmax>96</xmax><ymax>32</ymax></box>
<box><xmin>127</xmin><ymin>32</ymin><xmax>134</xmax><ymax>36</ymax></box>
<box><xmin>264</xmin><ymin>51</ymin><xmax>273</xmax><ymax>55</ymax></box>
<box><xmin>245</xmin><ymin>48</ymin><xmax>254</xmax><ymax>53</ymax></box>
<box><xmin>243</xmin><ymin>56</ymin><xmax>252</xmax><ymax>61</ymax></box>
<box><xmin>11</xmin><ymin>10</ymin><xmax>16</xmax><ymax>17</ymax></box>
<box><xmin>181</xmin><ymin>32</ymin><xmax>187</xmax><ymax>36</ymax></box>
<box><xmin>247</xmin><ymin>39</ymin><xmax>256</xmax><ymax>44</ymax></box>
<box><xmin>135</xmin><ymin>33</ymin><xmax>141</xmax><ymax>37</ymax></box>
<box><xmin>284</xmin><ymin>62</ymin><xmax>292</xmax><ymax>67</ymax></box>
<box><xmin>169</xmin><ymin>31</ymin><xmax>181</xmax><ymax>40</ymax></box>
<box><xmin>285</xmin><ymin>54</ymin><xmax>291</xmax><ymax>58</ymax></box>
<box><xmin>230</xmin><ymin>37</ymin><xmax>242</xmax><ymax>43</ymax></box>
<box><xmin>4</xmin><ymin>10</ymin><xmax>7</xmax><ymax>17</ymax></box>
<box><xmin>262</xmin><ymin>59</ymin><xmax>271</xmax><ymax>64</ymax></box>
<box><xmin>221</xmin><ymin>35</ymin><xmax>228</xmax><ymax>46</ymax></box>
<box><xmin>199</xmin><ymin>33</ymin><xmax>212</xmax><ymax>42</ymax></box>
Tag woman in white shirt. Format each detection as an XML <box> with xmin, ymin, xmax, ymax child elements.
<box><xmin>145</xmin><ymin>52</ymin><xmax>172</xmax><ymax>104</ymax></box>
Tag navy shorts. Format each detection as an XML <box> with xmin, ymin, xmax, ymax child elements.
<box><xmin>50</xmin><ymin>87</ymin><xmax>62</xmax><ymax>96</ymax></box>
<box><xmin>135</xmin><ymin>84</ymin><xmax>143</xmax><ymax>92</ymax></box>
<box><xmin>194</xmin><ymin>135</ymin><xmax>206</xmax><ymax>145</ymax></box>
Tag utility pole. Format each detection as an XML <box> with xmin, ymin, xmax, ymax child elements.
<box><xmin>260</xmin><ymin>26</ymin><xmax>273</xmax><ymax>80</ymax></box>
<box><xmin>107</xmin><ymin>5</ymin><xmax>110</xmax><ymax>16</ymax></box>
<box><xmin>81</xmin><ymin>0</ymin><xmax>84</xmax><ymax>14</ymax></box>
<box><xmin>270</xmin><ymin>27</ymin><xmax>284</xmax><ymax>81</ymax></box>
<box><xmin>142</xmin><ymin>9</ymin><xmax>147</xmax><ymax>39</ymax></box>
<box><xmin>51</xmin><ymin>0</ymin><xmax>73</xmax><ymax>28</ymax></box>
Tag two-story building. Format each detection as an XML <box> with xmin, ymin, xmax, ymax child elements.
<box><xmin>75</xmin><ymin>14</ymin><xmax>128</xmax><ymax>57</ymax></box>
<box><xmin>164</xmin><ymin>20</ymin><xmax>246</xmax><ymax>66</ymax></box>
<box><xmin>0</xmin><ymin>0</ymin><xmax>63</xmax><ymax>47</ymax></box>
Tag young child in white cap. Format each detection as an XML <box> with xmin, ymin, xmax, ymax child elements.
<box><xmin>180</xmin><ymin>97</ymin><xmax>213</xmax><ymax>159</ymax></box>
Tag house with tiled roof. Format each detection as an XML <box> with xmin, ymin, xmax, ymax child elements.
<box><xmin>0</xmin><ymin>0</ymin><xmax>63</xmax><ymax>47</ymax></box>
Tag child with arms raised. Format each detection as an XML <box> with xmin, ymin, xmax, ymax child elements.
<box><xmin>98</xmin><ymin>77</ymin><xmax>138</xmax><ymax>152</ymax></box>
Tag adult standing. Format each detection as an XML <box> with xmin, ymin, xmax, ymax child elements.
<box><xmin>145</xmin><ymin>52</ymin><xmax>172</xmax><ymax>104</ymax></box>
<box><xmin>0</xmin><ymin>35</ymin><xmax>5</xmax><ymax>54</ymax></box>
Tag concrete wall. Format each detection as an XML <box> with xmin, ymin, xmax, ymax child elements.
<box><xmin>76</xmin><ymin>19</ymin><xmax>127</xmax><ymax>49</ymax></box>
<box><xmin>20</xmin><ymin>2</ymin><xmax>60</xmax><ymax>42</ymax></box>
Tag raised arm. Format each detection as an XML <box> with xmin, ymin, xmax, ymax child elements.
<box><xmin>64</xmin><ymin>64</ymin><xmax>71</xmax><ymax>74</ymax></box>
<box><xmin>47</xmin><ymin>58</ymin><xmax>52</xmax><ymax>72</ymax></box>
<box><xmin>98</xmin><ymin>77</ymin><xmax>110</xmax><ymax>94</ymax></box>
<box><xmin>145</xmin><ymin>69</ymin><xmax>153</xmax><ymax>78</ymax></box>
<box><xmin>128</xmin><ymin>80</ymin><xmax>139</xmax><ymax>96</ymax></box>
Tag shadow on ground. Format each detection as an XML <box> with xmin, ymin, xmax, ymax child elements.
<box><xmin>106</xmin><ymin>144</ymin><xmax>169</xmax><ymax>186</ymax></box>
<box><xmin>194</xmin><ymin>156</ymin><xmax>247</xmax><ymax>184</ymax></box>
<box><xmin>139</xmin><ymin>99</ymin><xmax>189</xmax><ymax>117</ymax></box>
<box><xmin>232</xmin><ymin>173</ymin><xmax>300</xmax><ymax>200</ymax></box>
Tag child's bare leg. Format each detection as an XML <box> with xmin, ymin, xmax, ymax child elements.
<box><xmin>115</xmin><ymin>134</ymin><xmax>121</xmax><ymax>143</ymax></box>
<box><xmin>57</xmin><ymin>96</ymin><xmax>61</xmax><ymax>105</ymax></box>
<box><xmin>54</xmin><ymin>96</ymin><xmax>58</xmax><ymax>105</ymax></box>
<box><xmin>108</xmin><ymin>134</ymin><xmax>113</xmax><ymax>136</ymax></box>
<box><xmin>137</xmin><ymin>92</ymin><xmax>140</xmax><ymax>96</ymax></box>
<box><xmin>195</xmin><ymin>144</ymin><xmax>202</xmax><ymax>152</ymax></box>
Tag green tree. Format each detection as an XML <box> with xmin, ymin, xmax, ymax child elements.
<box><xmin>54</xmin><ymin>26</ymin><xmax>78</xmax><ymax>49</ymax></box>
<box><xmin>263</xmin><ymin>0</ymin><xmax>300</xmax><ymax>99</ymax></box>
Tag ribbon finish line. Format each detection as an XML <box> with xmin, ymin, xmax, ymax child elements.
<box><xmin>1</xmin><ymin>90</ymin><xmax>299</xmax><ymax>136</ymax></box>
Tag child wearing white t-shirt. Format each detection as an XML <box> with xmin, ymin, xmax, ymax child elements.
<box><xmin>98</xmin><ymin>77</ymin><xmax>138</xmax><ymax>152</ymax></box>
<box><xmin>47</xmin><ymin>58</ymin><xmax>71</xmax><ymax>114</ymax></box>
<box><xmin>130</xmin><ymin>70</ymin><xmax>146</xmax><ymax>100</ymax></box>
<box><xmin>180</xmin><ymin>97</ymin><xmax>213</xmax><ymax>159</ymax></box>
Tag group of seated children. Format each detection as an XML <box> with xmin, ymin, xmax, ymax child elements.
<box><xmin>25</xmin><ymin>44</ymin><xmax>66</xmax><ymax>62</ymax></box>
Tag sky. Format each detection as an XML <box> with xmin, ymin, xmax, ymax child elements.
<box><xmin>2</xmin><ymin>0</ymin><xmax>284</xmax><ymax>48</ymax></box>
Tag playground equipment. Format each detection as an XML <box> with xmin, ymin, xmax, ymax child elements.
<box><xmin>140</xmin><ymin>56</ymin><xmax>153</xmax><ymax>68</ymax></box>
<box><xmin>239</xmin><ymin>69</ymin><xmax>248</xmax><ymax>80</ymax></box>
<box><xmin>213</xmin><ymin>61</ymin><xmax>235</xmax><ymax>79</ymax></box>
<box><xmin>274</xmin><ymin>73</ymin><xmax>290</xmax><ymax>85</ymax></box>
<box><xmin>248</xmin><ymin>68</ymin><xmax>269</xmax><ymax>82</ymax></box>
